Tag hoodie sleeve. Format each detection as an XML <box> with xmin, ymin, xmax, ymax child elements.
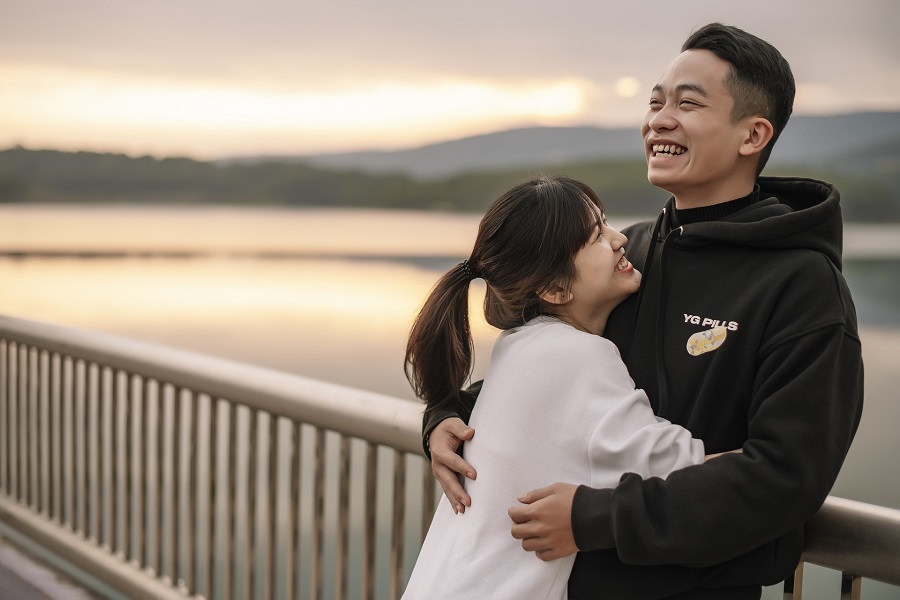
<box><xmin>571</xmin><ymin>268</ymin><xmax>864</xmax><ymax>567</ymax></box>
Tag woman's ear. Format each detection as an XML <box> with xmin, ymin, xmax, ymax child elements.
<box><xmin>739</xmin><ymin>117</ymin><xmax>774</xmax><ymax>157</ymax></box>
<box><xmin>538</xmin><ymin>283</ymin><xmax>572</xmax><ymax>306</ymax></box>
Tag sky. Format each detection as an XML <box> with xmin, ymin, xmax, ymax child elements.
<box><xmin>2</xmin><ymin>0</ymin><xmax>899</xmax><ymax>160</ymax></box>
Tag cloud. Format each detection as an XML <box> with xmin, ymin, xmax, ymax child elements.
<box><xmin>1</xmin><ymin>0</ymin><xmax>898</xmax><ymax>156</ymax></box>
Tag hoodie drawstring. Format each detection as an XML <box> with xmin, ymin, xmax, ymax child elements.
<box><xmin>629</xmin><ymin>209</ymin><xmax>666</xmax><ymax>337</ymax></box>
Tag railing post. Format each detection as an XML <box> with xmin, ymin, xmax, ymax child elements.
<box><xmin>783</xmin><ymin>562</ymin><xmax>803</xmax><ymax>599</ymax></box>
<box><xmin>0</xmin><ymin>340</ymin><xmax>7</xmax><ymax>497</ymax></box>
<box><xmin>363</xmin><ymin>441</ymin><xmax>377</xmax><ymax>600</ymax></box>
<box><xmin>311</xmin><ymin>427</ymin><xmax>325</xmax><ymax>600</ymax></box>
<box><xmin>335</xmin><ymin>435</ymin><xmax>351</xmax><ymax>599</ymax></box>
<box><xmin>389</xmin><ymin>450</ymin><xmax>406</xmax><ymax>599</ymax></box>
<box><xmin>841</xmin><ymin>572</ymin><xmax>861</xmax><ymax>600</ymax></box>
<box><xmin>4</xmin><ymin>316</ymin><xmax>900</xmax><ymax>600</ymax></box>
<box><xmin>421</xmin><ymin>460</ymin><xmax>435</xmax><ymax>541</ymax></box>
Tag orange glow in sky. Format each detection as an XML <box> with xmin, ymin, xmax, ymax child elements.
<box><xmin>1</xmin><ymin>65</ymin><xmax>601</xmax><ymax>157</ymax></box>
<box><xmin>1</xmin><ymin>1</ymin><xmax>898</xmax><ymax>159</ymax></box>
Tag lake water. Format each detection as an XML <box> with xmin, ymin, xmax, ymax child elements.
<box><xmin>1</xmin><ymin>204</ymin><xmax>899</xmax><ymax>598</ymax></box>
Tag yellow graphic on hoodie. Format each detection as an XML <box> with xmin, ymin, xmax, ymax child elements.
<box><xmin>686</xmin><ymin>326</ymin><xmax>728</xmax><ymax>356</ymax></box>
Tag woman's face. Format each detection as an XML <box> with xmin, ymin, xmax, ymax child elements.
<box><xmin>563</xmin><ymin>209</ymin><xmax>642</xmax><ymax>332</ymax></box>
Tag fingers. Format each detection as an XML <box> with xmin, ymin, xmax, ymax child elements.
<box><xmin>509</xmin><ymin>515</ymin><xmax>531</xmax><ymax>538</ymax></box>
<box><xmin>510</xmin><ymin>520</ymin><xmax>560</xmax><ymax>561</ymax></box>
<box><xmin>511</xmin><ymin>523</ymin><xmax>575</xmax><ymax>561</ymax></box>
<box><xmin>432</xmin><ymin>449</ymin><xmax>476</xmax><ymax>481</ymax></box>
<box><xmin>507</xmin><ymin>505</ymin><xmax>530</xmax><ymax>525</ymax></box>
<box><xmin>433</xmin><ymin>463</ymin><xmax>471</xmax><ymax>514</ymax></box>
<box><xmin>428</xmin><ymin>418</ymin><xmax>477</xmax><ymax>513</ymax></box>
<box><xmin>516</xmin><ymin>483</ymin><xmax>555</xmax><ymax>505</ymax></box>
<box><xmin>507</xmin><ymin>483</ymin><xmax>579</xmax><ymax>561</ymax></box>
<box><xmin>535</xmin><ymin>548</ymin><xmax>563</xmax><ymax>562</ymax></box>
<box><xmin>430</xmin><ymin>418</ymin><xmax>477</xmax><ymax>480</ymax></box>
<box><xmin>437</xmin><ymin>417</ymin><xmax>475</xmax><ymax>442</ymax></box>
<box><xmin>704</xmin><ymin>448</ymin><xmax>743</xmax><ymax>461</ymax></box>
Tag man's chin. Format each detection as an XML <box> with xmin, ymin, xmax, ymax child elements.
<box><xmin>646</xmin><ymin>172</ymin><xmax>678</xmax><ymax>195</ymax></box>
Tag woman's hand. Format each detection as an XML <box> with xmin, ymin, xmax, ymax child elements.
<box><xmin>704</xmin><ymin>448</ymin><xmax>743</xmax><ymax>461</ymax></box>
<box><xmin>428</xmin><ymin>417</ymin><xmax>476</xmax><ymax>513</ymax></box>
<box><xmin>428</xmin><ymin>417</ymin><xmax>476</xmax><ymax>514</ymax></box>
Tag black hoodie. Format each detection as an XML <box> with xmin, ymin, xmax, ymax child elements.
<box><xmin>567</xmin><ymin>176</ymin><xmax>863</xmax><ymax>598</ymax></box>
<box><xmin>423</xmin><ymin>177</ymin><xmax>864</xmax><ymax>599</ymax></box>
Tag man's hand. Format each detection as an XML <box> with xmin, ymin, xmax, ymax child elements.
<box><xmin>428</xmin><ymin>417</ymin><xmax>476</xmax><ymax>513</ymax></box>
<box><xmin>508</xmin><ymin>482</ymin><xmax>578</xmax><ymax>561</ymax></box>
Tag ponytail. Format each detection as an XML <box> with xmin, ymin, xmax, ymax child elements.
<box><xmin>405</xmin><ymin>261</ymin><xmax>477</xmax><ymax>423</ymax></box>
<box><xmin>405</xmin><ymin>175</ymin><xmax>606</xmax><ymax>423</ymax></box>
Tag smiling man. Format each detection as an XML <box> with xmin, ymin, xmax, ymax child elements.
<box><xmin>424</xmin><ymin>23</ymin><xmax>864</xmax><ymax>599</ymax></box>
<box><xmin>644</xmin><ymin>50</ymin><xmax>778</xmax><ymax>207</ymax></box>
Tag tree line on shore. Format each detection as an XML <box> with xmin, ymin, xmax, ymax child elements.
<box><xmin>1</xmin><ymin>146</ymin><xmax>898</xmax><ymax>222</ymax></box>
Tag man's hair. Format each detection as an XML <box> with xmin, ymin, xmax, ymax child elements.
<box><xmin>682</xmin><ymin>23</ymin><xmax>795</xmax><ymax>174</ymax></box>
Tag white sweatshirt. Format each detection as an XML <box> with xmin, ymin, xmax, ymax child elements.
<box><xmin>402</xmin><ymin>317</ymin><xmax>705</xmax><ymax>600</ymax></box>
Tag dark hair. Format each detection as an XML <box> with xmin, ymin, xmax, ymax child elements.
<box><xmin>682</xmin><ymin>22</ymin><xmax>795</xmax><ymax>174</ymax></box>
<box><xmin>405</xmin><ymin>175</ymin><xmax>603</xmax><ymax>422</ymax></box>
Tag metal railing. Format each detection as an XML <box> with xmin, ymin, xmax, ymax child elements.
<box><xmin>0</xmin><ymin>314</ymin><xmax>898</xmax><ymax>599</ymax></box>
<box><xmin>0</xmin><ymin>315</ymin><xmax>436</xmax><ymax>599</ymax></box>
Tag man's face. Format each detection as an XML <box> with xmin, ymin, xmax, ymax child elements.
<box><xmin>640</xmin><ymin>49</ymin><xmax>754</xmax><ymax>207</ymax></box>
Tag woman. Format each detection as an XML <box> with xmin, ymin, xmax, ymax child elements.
<box><xmin>403</xmin><ymin>176</ymin><xmax>705</xmax><ymax>599</ymax></box>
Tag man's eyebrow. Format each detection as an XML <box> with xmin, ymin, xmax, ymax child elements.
<box><xmin>651</xmin><ymin>83</ymin><xmax>709</xmax><ymax>96</ymax></box>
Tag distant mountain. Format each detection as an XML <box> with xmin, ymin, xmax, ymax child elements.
<box><xmin>3</xmin><ymin>111</ymin><xmax>899</xmax><ymax>221</ymax></box>
<box><xmin>293</xmin><ymin>127</ymin><xmax>644</xmax><ymax>178</ymax></box>
<box><xmin>769</xmin><ymin>112</ymin><xmax>900</xmax><ymax>165</ymax></box>
<box><xmin>225</xmin><ymin>111</ymin><xmax>900</xmax><ymax>179</ymax></box>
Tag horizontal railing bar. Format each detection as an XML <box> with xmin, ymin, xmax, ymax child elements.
<box><xmin>0</xmin><ymin>315</ymin><xmax>422</xmax><ymax>454</ymax></box>
<box><xmin>0</xmin><ymin>496</ymin><xmax>196</xmax><ymax>600</ymax></box>
<box><xmin>2</xmin><ymin>314</ymin><xmax>900</xmax><ymax>596</ymax></box>
<box><xmin>803</xmin><ymin>496</ymin><xmax>900</xmax><ymax>586</ymax></box>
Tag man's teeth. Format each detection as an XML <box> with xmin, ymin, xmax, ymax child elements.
<box><xmin>652</xmin><ymin>144</ymin><xmax>686</xmax><ymax>156</ymax></box>
<box><xmin>615</xmin><ymin>256</ymin><xmax>630</xmax><ymax>271</ymax></box>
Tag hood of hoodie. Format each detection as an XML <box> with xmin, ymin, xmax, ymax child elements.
<box><xmin>662</xmin><ymin>176</ymin><xmax>844</xmax><ymax>270</ymax></box>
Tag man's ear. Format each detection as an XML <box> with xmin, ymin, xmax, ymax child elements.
<box><xmin>538</xmin><ymin>283</ymin><xmax>572</xmax><ymax>306</ymax></box>
<box><xmin>739</xmin><ymin>117</ymin><xmax>774</xmax><ymax>157</ymax></box>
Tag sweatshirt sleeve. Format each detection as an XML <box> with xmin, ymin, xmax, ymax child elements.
<box><xmin>583</xmin><ymin>357</ymin><xmax>705</xmax><ymax>486</ymax></box>
<box><xmin>572</xmin><ymin>319</ymin><xmax>864</xmax><ymax>567</ymax></box>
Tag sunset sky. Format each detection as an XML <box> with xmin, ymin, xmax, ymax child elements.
<box><xmin>2</xmin><ymin>0</ymin><xmax>898</xmax><ymax>160</ymax></box>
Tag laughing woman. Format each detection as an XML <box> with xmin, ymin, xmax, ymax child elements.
<box><xmin>402</xmin><ymin>175</ymin><xmax>707</xmax><ymax>599</ymax></box>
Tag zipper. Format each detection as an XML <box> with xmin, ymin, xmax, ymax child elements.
<box><xmin>654</xmin><ymin>225</ymin><xmax>682</xmax><ymax>418</ymax></box>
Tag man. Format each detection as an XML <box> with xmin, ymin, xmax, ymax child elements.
<box><xmin>424</xmin><ymin>23</ymin><xmax>864</xmax><ymax>599</ymax></box>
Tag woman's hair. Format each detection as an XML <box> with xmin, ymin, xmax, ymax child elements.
<box><xmin>405</xmin><ymin>175</ymin><xmax>604</xmax><ymax>422</ymax></box>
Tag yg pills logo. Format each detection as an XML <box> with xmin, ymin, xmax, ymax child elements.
<box><xmin>684</xmin><ymin>314</ymin><xmax>738</xmax><ymax>357</ymax></box>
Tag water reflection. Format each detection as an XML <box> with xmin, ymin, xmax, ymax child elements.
<box><xmin>0</xmin><ymin>255</ymin><xmax>498</xmax><ymax>401</ymax></box>
<box><xmin>2</xmin><ymin>206</ymin><xmax>899</xmax><ymax>599</ymax></box>
<box><xmin>1</xmin><ymin>205</ymin><xmax>899</xmax><ymax>513</ymax></box>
